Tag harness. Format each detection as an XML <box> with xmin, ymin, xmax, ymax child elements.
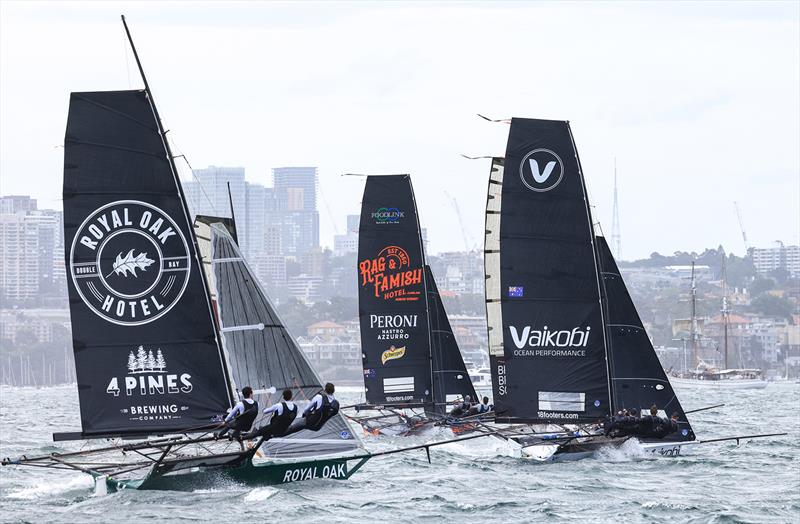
<box><xmin>234</xmin><ymin>398</ymin><xmax>259</xmax><ymax>430</ymax></box>
<box><xmin>305</xmin><ymin>393</ymin><xmax>340</xmax><ymax>431</ymax></box>
<box><xmin>268</xmin><ymin>401</ymin><xmax>298</xmax><ymax>435</ymax></box>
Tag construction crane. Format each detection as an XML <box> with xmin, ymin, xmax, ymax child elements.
<box><xmin>443</xmin><ymin>190</ymin><xmax>473</xmax><ymax>252</ymax></box>
<box><xmin>318</xmin><ymin>183</ymin><xmax>340</xmax><ymax>236</ymax></box>
<box><xmin>733</xmin><ymin>201</ymin><xmax>749</xmax><ymax>253</ymax></box>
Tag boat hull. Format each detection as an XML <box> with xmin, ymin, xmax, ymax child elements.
<box><xmin>670</xmin><ymin>377</ymin><xmax>768</xmax><ymax>389</ymax></box>
<box><xmin>106</xmin><ymin>455</ymin><xmax>370</xmax><ymax>492</ymax></box>
<box><xmin>497</xmin><ymin>436</ymin><xmax>690</xmax><ymax>462</ymax></box>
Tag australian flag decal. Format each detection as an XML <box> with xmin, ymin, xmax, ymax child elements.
<box><xmin>508</xmin><ymin>286</ymin><xmax>524</xmax><ymax>298</ymax></box>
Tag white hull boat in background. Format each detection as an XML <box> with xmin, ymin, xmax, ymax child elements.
<box><xmin>670</xmin><ymin>376</ymin><xmax>768</xmax><ymax>390</ymax></box>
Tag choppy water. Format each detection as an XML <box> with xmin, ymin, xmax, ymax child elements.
<box><xmin>0</xmin><ymin>383</ymin><xmax>798</xmax><ymax>523</ymax></box>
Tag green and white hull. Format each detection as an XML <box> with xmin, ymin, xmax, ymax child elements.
<box><xmin>100</xmin><ymin>454</ymin><xmax>372</xmax><ymax>492</ymax></box>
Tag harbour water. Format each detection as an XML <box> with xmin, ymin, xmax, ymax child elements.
<box><xmin>0</xmin><ymin>383</ymin><xmax>798</xmax><ymax>523</ymax></box>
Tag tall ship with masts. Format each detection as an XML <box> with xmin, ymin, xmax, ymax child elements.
<box><xmin>669</xmin><ymin>261</ymin><xmax>767</xmax><ymax>389</ymax></box>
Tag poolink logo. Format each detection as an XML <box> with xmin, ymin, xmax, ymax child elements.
<box><xmin>519</xmin><ymin>149</ymin><xmax>564</xmax><ymax>192</ymax></box>
<box><xmin>372</xmin><ymin>207</ymin><xmax>404</xmax><ymax>224</ymax></box>
<box><xmin>69</xmin><ymin>200</ymin><xmax>191</xmax><ymax>326</ymax></box>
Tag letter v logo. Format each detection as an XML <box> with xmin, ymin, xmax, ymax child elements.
<box><xmin>509</xmin><ymin>326</ymin><xmax>530</xmax><ymax>349</ymax></box>
<box><xmin>529</xmin><ymin>159</ymin><xmax>556</xmax><ymax>183</ymax></box>
<box><xmin>520</xmin><ymin>149</ymin><xmax>564</xmax><ymax>192</ymax></box>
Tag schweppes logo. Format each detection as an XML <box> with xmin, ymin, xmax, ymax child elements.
<box><xmin>381</xmin><ymin>345</ymin><xmax>406</xmax><ymax>365</ymax></box>
<box><xmin>69</xmin><ymin>200</ymin><xmax>191</xmax><ymax>326</ymax></box>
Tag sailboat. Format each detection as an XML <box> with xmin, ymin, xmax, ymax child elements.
<box><xmin>669</xmin><ymin>261</ymin><xmax>768</xmax><ymax>389</ymax></box>
<box><xmin>348</xmin><ymin>175</ymin><xmax>480</xmax><ymax>435</ymax></box>
<box><xmin>482</xmin><ymin>118</ymin><xmax>781</xmax><ymax>461</ymax></box>
<box><xmin>0</xmin><ymin>17</ymin><xmax>492</xmax><ymax>492</ymax></box>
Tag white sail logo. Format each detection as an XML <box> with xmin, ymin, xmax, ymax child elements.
<box><xmin>519</xmin><ymin>149</ymin><xmax>564</xmax><ymax>192</ymax></box>
<box><xmin>530</xmin><ymin>159</ymin><xmax>556</xmax><ymax>183</ymax></box>
<box><xmin>69</xmin><ymin>200</ymin><xmax>191</xmax><ymax>326</ymax></box>
<box><xmin>106</xmin><ymin>345</ymin><xmax>193</xmax><ymax>398</ymax></box>
<box><xmin>509</xmin><ymin>325</ymin><xmax>591</xmax><ymax>348</ymax></box>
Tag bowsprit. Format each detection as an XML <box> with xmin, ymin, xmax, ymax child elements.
<box><xmin>69</xmin><ymin>200</ymin><xmax>191</xmax><ymax>326</ymax></box>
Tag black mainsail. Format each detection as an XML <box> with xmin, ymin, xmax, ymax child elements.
<box><xmin>426</xmin><ymin>265</ymin><xmax>477</xmax><ymax>413</ymax></box>
<box><xmin>357</xmin><ymin>175</ymin><xmax>432</xmax><ymax>406</ymax></box>
<box><xmin>63</xmin><ymin>90</ymin><xmax>232</xmax><ymax>438</ymax></box>
<box><xmin>485</xmin><ymin>118</ymin><xmax>612</xmax><ymax>424</ymax></box>
<box><xmin>597</xmin><ymin>236</ymin><xmax>695</xmax><ymax>440</ymax></box>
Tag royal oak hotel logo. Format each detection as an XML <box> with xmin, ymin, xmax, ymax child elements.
<box><xmin>69</xmin><ymin>200</ymin><xmax>191</xmax><ymax>326</ymax></box>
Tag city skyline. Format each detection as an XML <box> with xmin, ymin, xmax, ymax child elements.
<box><xmin>1</xmin><ymin>2</ymin><xmax>798</xmax><ymax>260</ymax></box>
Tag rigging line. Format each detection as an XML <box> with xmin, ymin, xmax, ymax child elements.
<box><xmin>122</xmin><ymin>24</ymin><xmax>132</xmax><ymax>88</ymax></box>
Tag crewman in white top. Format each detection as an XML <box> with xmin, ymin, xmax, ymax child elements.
<box><xmin>216</xmin><ymin>386</ymin><xmax>258</xmax><ymax>439</ymax></box>
<box><xmin>241</xmin><ymin>389</ymin><xmax>297</xmax><ymax>441</ymax></box>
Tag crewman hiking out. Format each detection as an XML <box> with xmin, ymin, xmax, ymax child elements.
<box><xmin>216</xmin><ymin>386</ymin><xmax>258</xmax><ymax>439</ymax></box>
<box><xmin>301</xmin><ymin>382</ymin><xmax>340</xmax><ymax>431</ymax></box>
<box><xmin>450</xmin><ymin>395</ymin><xmax>472</xmax><ymax>417</ymax></box>
<box><xmin>240</xmin><ymin>388</ymin><xmax>298</xmax><ymax>441</ymax></box>
<box><xmin>467</xmin><ymin>396</ymin><xmax>493</xmax><ymax>416</ymax></box>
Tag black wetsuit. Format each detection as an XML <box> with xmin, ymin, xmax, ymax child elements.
<box><xmin>218</xmin><ymin>399</ymin><xmax>259</xmax><ymax>438</ymax></box>
<box><xmin>637</xmin><ymin>414</ymin><xmax>677</xmax><ymax>439</ymax></box>
<box><xmin>304</xmin><ymin>394</ymin><xmax>339</xmax><ymax>431</ymax></box>
<box><xmin>244</xmin><ymin>402</ymin><xmax>298</xmax><ymax>440</ymax></box>
<box><xmin>605</xmin><ymin>414</ymin><xmax>640</xmax><ymax>437</ymax></box>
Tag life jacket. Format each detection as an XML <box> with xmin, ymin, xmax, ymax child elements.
<box><xmin>305</xmin><ymin>393</ymin><xmax>339</xmax><ymax>431</ymax></box>
<box><xmin>268</xmin><ymin>401</ymin><xmax>298</xmax><ymax>436</ymax></box>
<box><xmin>235</xmin><ymin>398</ymin><xmax>259</xmax><ymax>430</ymax></box>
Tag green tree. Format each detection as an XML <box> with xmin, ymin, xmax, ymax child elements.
<box><xmin>749</xmin><ymin>278</ymin><xmax>775</xmax><ymax>296</ymax></box>
<box><xmin>750</xmin><ymin>294</ymin><xmax>794</xmax><ymax>319</ymax></box>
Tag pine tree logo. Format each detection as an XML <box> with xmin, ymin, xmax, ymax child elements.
<box><xmin>127</xmin><ymin>345</ymin><xmax>167</xmax><ymax>374</ymax></box>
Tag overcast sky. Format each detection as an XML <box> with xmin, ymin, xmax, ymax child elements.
<box><xmin>1</xmin><ymin>1</ymin><xmax>798</xmax><ymax>260</ymax></box>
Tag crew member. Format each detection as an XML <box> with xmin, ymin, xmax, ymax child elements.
<box><xmin>468</xmin><ymin>396</ymin><xmax>493</xmax><ymax>416</ymax></box>
<box><xmin>302</xmin><ymin>382</ymin><xmax>340</xmax><ymax>431</ymax></box>
<box><xmin>638</xmin><ymin>404</ymin><xmax>675</xmax><ymax>438</ymax></box>
<box><xmin>450</xmin><ymin>395</ymin><xmax>472</xmax><ymax>417</ymax></box>
<box><xmin>605</xmin><ymin>408</ymin><xmax>640</xmax><ymax>437</ymax></box>
<box><xmin>241</xmin><ymin>389</ymin><xmax>298</xmax><ymax>441</ymax></box>
<box><xmin>217</xmin><ymin>386</ymin><xmax>258</xmax><ymax>439</ymax></box>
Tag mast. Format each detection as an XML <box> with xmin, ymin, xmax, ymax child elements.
<box><xmin>721</xmin><ymin>254</ymin><xmax>729</xmax><ymax>369</ymax></box>
<box><xmin>120</xmin><ymin>15</ymin><xmax>234</xmax><ymax>405</ymax></box>
<box><xmin>569</xmin><ymin>125</ymin><xmax>615</xmax><ymax>417</ymax></box>
<box><xmin>690</xmin><ymin>261</ymin><xmax>698</xmax><ymax>369</ymax></box>
<box><xmin>611</xmin><ymin>157</ymin><xmax>622</xmax><ymax>260</ymax></box>
<box><xmin>409</xmin><ymin>179</ymin><xmax>437</xmax><ymax>413</ymax></box>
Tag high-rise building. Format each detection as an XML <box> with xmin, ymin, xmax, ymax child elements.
<box><xmin>334</xmin><ymin>214</ymin><xmax>359</xmax><ymax>256</ymax></box>
<box><xmin>752</xmin><ymin>244</ymin><xmax>800</xmax><ymax>278</ymax></box>
<box><xmin>0</xmin><ymin>197</ymin><xmax>61</xmax><ymax>301</ymax></box>
<box><xmin>184</xmin><ymin>166</ymin><xmax>248</xmax><ymax>251</ymax></box>
<box><xmin>272</xmin><ymin>167</ymin><xmax>320</xmax><ymax>256</ymax></box>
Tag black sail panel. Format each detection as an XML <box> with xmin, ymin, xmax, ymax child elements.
<box><xmin>597</xmin><ymin>236</ymin><xmax>695</xmax><ymax>441</ymax></box>
<box><xmin>63</xmin><ymin>90</ymin><xmax>232</xmax><ymax>437</ymax></box>
<box><xmin>358</xmin><ymin>175</ymin><xmax>432</xmax><ymax>405</ymax></box>
<box><xmin>426</xmin><ymin>265</ymin><xmax>477</xmax><ymax>413</ymax></box>
<box><xmin>489</xmin><ymin>118</ymin><xmax>611</xmax><ymax>424</ymax></box>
